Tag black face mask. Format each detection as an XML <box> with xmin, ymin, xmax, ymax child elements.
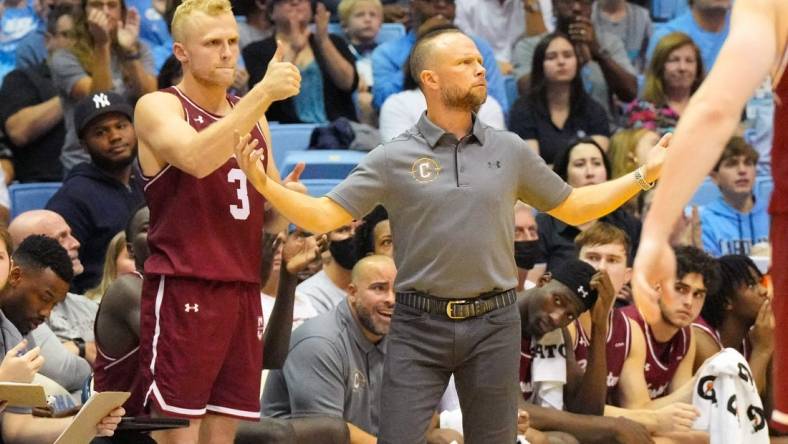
<box><xmin>329</xmin><ymin>237</ymin><xmax>358</xmax><ymax>270</ymax></box>
<box><xmin>514</xmin><ymin>240</ymin><xmax>543</xmax><ymax>270</ymax></box>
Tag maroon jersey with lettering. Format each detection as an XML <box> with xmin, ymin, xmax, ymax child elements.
<box><xmin>519</xmin><ymin>337</ymin><xmax>534</xmax><ymax>401</ymax></box>
<box><xmin>141</xmin><ymin>86</ymin><xmax>268</xmax><ymax>283</ymax></box>
<box><xmin>93</xmin><ymin>272</ymin><xmax>144</xmax><ymax>415</ymax></box>
<box><xmin>622</xmin><ymin>305</ymin><xmax>690</xmax><ymax>399</ymax></box>
<box><xmin>572</xmin><ymin>309</ymin><xmax>632</xmax><ymax>402</ymax></box>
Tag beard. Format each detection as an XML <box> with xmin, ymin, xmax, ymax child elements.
<box><xmin>441</xmin><ymin>83</ymin><xmax>487</xmax><ymax>113</ymax></box>
<box><xmin>354</xmin><ymin>300</ymin><xmax>389</xmax><ymax>337</ymax></box>
<box><xmin>90</xmin><ymin>145</ymin><xmax>137</xmax><ymax>173</ymax></box>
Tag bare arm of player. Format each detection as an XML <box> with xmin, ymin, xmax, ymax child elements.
<box><xmin>615</xmin><ymin>319</ymin><xmax>654</xmax><ymax>410</ymax></box>
<box><xmin>135</xmin><ymin>41</ymin><xmax>301</xmax><ymax>179</ymax></box>
<box><xmin>234</xmin><ymin>132</ymin><xmax>354</xmax><ymax>234</ymax></box>
<box><xmin>690</xmin><ymin>326</ymin><xmax>722</xmax><ymax>374</ymax></box>
<box><xmin>548</xmin><ymin>134</ymin><xmax>669</xmax><ymax>227</ymax></box>
<box><xmin>632</xmin><ymin>0</ymin><xmax>780</xmax><ymax>324</ymax></box>
<box><xmin>667</xmin><ymin>329</ymin><xmax>696</xmax><ymax>395</ymax></box>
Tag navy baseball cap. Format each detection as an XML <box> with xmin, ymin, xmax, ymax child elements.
<box><xmin>73</xmin><ymin>91</ymin><xmax>134</xmax><ymax>138</ymax></box>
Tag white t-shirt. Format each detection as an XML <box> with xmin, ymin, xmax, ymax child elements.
<box><xmin>294</xmin><ymin>270</ymin><xmax>347</xmax><ymax>315</ymax></box>
<box><xmin>261</xmin><ymin>292</ymin><xmax>318</xmax><ymax>331</ymax></box>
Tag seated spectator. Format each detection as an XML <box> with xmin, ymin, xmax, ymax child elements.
<box><xmin>454</xmin><ymin>0</ymin><xmax>552</xmax><ymax>75</ymax></box>
<box><xmin>512</xmin><ymin>0</ymin><xmax>637</xmax><ymax>118</ymax></box>
<box><xmin>619</xmin><ymin>246</ymin><xmax>719</xmax><ymax>403</ymax></box>
<box><xmin>0</xmin><ymin>235</ymin><xmax>124</xmax><ymax>443</ymax></box>
<box><xmin>354</xmin><ymin>205</ymin><xmax>392</xmax><ymax>258</ymax></box>
<box><xmin>626</xmin><ymin>32</ymin><xmax>703</xmax><ymax>134</ymax></box>
<box><xmin>608</xmin><ymin>128</ymin><xmax>660</xmax><ymax>217</ymax></box>
<box><xmin>46</xmin><ymin>92</ymin><xmax>145</xmax><ymax>293</ymax></box>
<box><xmin>693</xmin><ymin>255</ymin><xmax>773</xmax><ymax>396</ymax></box>
<box><xmin>536</xmin><ymin>139</ymin><xmax>641</xmax><ymax>271</ymax></box>
<box><xmin>371</xmin><ymin>0</ymin><xmax>508</xmax><ymax>111</ymax></box>
<box><xmin>9</xmin><ymin>210</ymin><xmax>98</xmax><ymax>366</ymax></box>
<box><xmin>49</xmin><ymin>0</ymin><xmax>157</xmax><ymax>172</ymax></box>
<box><xmin>295</xmin><ymin>224</ymin><xmax>356</xmax><ymax>314</ymax></box>
<box><xmin>381</xmin><ymin>0</ymin><xmax>408</xmax><ymax>27</ymax></box>
<box><xmin>513</xmin><ymin>202</ymin><xmax>543</xmax><ymax>291</ymax></box>
<box><xmin>645</xmin><ymin>0</ymin><xmax>730</xmax><ymax>72</ymax></box>
<box><xmin>243</xmin><ymin>0</ymin><xmax>359</xmax><ymax>123</ymax></box>
<box><xmin>15</xmin><ymin>0</ymin><xmax>77</xmax><ymax>70</ymax></box>
<box><xmin>338</xmin><ymin>0</ymin><xmax>383</xmax><ymax>126</ymax></box>
<box><xmin>234</xmin><ymin>0</ymin><xmax>273</xmax><ymax>49</ymax></box>
<box><xmin>0</xmin><ymin>0</ymin><xmax>41</xmax><ymax>82</ymax></box>
<box><xmin>380</xmin><ymin>26</ymin><xmax>505</xmax><ymax>142</ymax></box>
<box><xmin>591</xmin><ymin>0</ymin><xmax>651</xmax><ymax>71</ymax></box>
<box><xmin>127</xmin><ymin>0</ymin><xmax>174</xmax><ymax>71</ymax></box>
<box><xmin>83</xmin><ymin>230</ymin><xmax>136</xmax><ymax>301</ymax></box>
<box><xmin>700</xmin><ymin>137</ymin><xmax>769</xmax><ymax>257</ymax></box>
<box><xmin>263</xmin><ymin>255</ymin><xmax>463</xmax><ymax>443</ymax></box>
<box><xmin>0</xmin><ymin>4</ymin><xmax>74</xmax><ymax>183</ymax></box>
<box><xmin>509</xmin><ymin>32</ymin><xmax>610</xmax><ymax>164</ymax></box>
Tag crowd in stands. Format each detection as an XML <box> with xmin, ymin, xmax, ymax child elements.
<box><xmin>0</xmin><ymin>0</ymin><xmax>780</xmax><ymax>442</ymax></box>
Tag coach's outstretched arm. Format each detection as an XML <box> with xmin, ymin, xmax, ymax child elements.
<box><xmin>235</xmin><ymin>133</ymin><xmax>353</xmax><ymax>234</ymax></box>
<box><xmin>547</xmin><ymin>134</ymin><xmax>669</xmax><ymax>227</ymax></box>
<box><xmin>135</xmin><ymin>42</ymin><xmax>300</xmax><ymax>179</ymax></box>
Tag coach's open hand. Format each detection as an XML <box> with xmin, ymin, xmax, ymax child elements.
<box><xmin>258</xmin><ymin>40</ymin><xmax>301</xmax><ymax>103</ymax></box>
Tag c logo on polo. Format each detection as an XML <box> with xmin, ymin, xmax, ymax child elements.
<box><xmin>411</xmin><ymin>157</ymin><xmax>441</xmax><ymax>183</ymax></box>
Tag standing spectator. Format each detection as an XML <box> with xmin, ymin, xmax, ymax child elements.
<box><xmin>512</xmin><ymin>0</ymin><xmax>637</xmax><ymax>118</ymax></box>
<box><xmin>0</xmin><ymin>5</ymin><xmax>75</xmax><ymax>183</ymax></box>
<box><xmin>46</xmin><ymin>91</ymin><xmax>144</xmax><ymax>293</ymax></box>
<box><xmin>510</xmin><ymin>33</ymin><xmax>609</xmax><ymax>165</ymax></box>
<box><xmin>536</xmin><ymin>138</ymin><xmax>641</xmax><ymax>271</ymax></box>
<box><xmin>127</xmin><ymin>0</ymin><xmax>173</xmax><ymax>71</ymax></box>
<box><xmin>591</xmin><ymin>0</ymin><xmax>651</xmax><ymax>71</ymax></box>
<box><xmin>645</xmin><ymin>0</ymin><xmax>730</xmax><ymax>72</ymax></box>
<box><xmin>234</xmin><ymin>0</ymin><xmax>273</xmax><ymax>49</ymax></box>
<box><xmin>243</xmin><ymin>0</ymin><xmax>359</xmax><ymax>123</ymax></box>
<box><xmin>626</xmin><ymin>32</ymin><xmax>703</xmax><ymax>134</ymax></box>
<box><xmin>338</xmin><ymin>0</ymin><xmax>382</xmax><ymax>126</ymax></box>
<box><xmin>15</xmin><ymin>0</ymin><xmax>79</xmax><ymax>69</ymax></box>
<box><xmin>699</xmin><ymin>137</ymin><xmax>769</xmax><ymax>257</ymax></box>
<box><xmin>0</xmin><ymin>0</ymin><xmax>40</xmax><ymax>81</ymax></box>
<box><xmin>454</xmin><ymin>0</ymin><xmax>552</xmax><ymax>75</ymax></box>
<box><xmin>49</xmin><ymin>0</ymin><xmax>157</xmax><ymax>172</ymax></box>
<box><xmin>371</xmin><ymin>0</ymin><xmax>508</xmax><ymax>111</ymax></box>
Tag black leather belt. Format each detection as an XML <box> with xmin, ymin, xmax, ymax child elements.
<box><xmin>395</xmin><ymin>289</ymin><xmax>517</xmax><ymax>320</ymax></box>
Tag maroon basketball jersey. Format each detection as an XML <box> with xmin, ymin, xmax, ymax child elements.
<box><xmin>519</xmin><ymin>337</ymin><xmax>534</xmax><ymax>401</ymax></box>
<box><xmin>572</xmin><ymin>309</ymin><xmax>632</xmax><ymax>402</ymax></box>
<box><xmin>622</xmin><ymin>305</ymin><xmax>690</xmax><ymax>399</ymax></box>
<box><xmin>770</xmin><ymin>57</ymin><xmax>788</xmax><ymax>215</ymax></box>
<box><xmin>93</xmin><ymin>272</ymin><xmax>144</xmax><ymax>415</ymax></box>
<box><xmin>692</xmin><ymin>316</ymin><xmax>752</xmax><ymax>360</ymax></box>
<box><xmin>141</xmin><ymin>87</ymin><xmax>268</xmax><ymax>283</ymax></box>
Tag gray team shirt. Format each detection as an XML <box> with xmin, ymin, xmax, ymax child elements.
<box><xmin>327</xmin><ymin>113</ymin><xmax>571</xmax><ymax>299</ymax></box>
<box><xmin>262</xmin><ymin>300</ymin><xmax>386</xmax><ymax>435</ymax></box>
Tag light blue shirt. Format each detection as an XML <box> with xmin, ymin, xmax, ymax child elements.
<box><xmin>126</xmin><ymin>0</ymin><xmax>173</xmax><ymax>72</ymax></box>
<box><xmin>0</xmin><ymin>4</ymin><xmax>40</xmax><ymax>81</ymax></box>
<box><xmin>371</xmin><ymin>31</ymin><xmax>508</xmax><ymax>112</ymax></box>
<box><xmin>646</xmin><ymin>10</ymin><xmax>730</xmax><ymax>73</ymax></box>
<box><xmin>650</xmin><ymin>0</ymin><xmax>689</xmax><ymax>22</ymax></box>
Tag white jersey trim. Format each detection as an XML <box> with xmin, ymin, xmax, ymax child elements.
<box><xmin>206</xmin><ymin>404</ymin><xmax>261</xmax><ymax>419</ymax></box>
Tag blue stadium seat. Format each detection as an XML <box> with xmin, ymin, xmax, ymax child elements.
<box><xmin>9</xmin><ymin>182</ymin><xmax>62</xmax><ymax>219</ymax></box>
<box><xmin>281</xmin><ymin>150</ymin><xmax>366</xmax><ymax>180</ymax></box>
<box><xmin>301</xmin><ymin>178</ymin><xmax>342</xmax><ymax>197</ymax></box>
<box><xmin>689</xmin><ymin>177</ymin><xmax>721</xmax><ymax>207</ymax></box>
<box><xmin>504</xmin><ymin>75</ymin><xmax>518</xmax><ymax>109</ymax></box>
<box><xmin>269</xmin><ymin>124</ymin><xmax>320</xmax><ymax>170</ymax></box>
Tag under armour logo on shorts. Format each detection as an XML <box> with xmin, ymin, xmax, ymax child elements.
<box><xmin>194</xmin><ymin>115</ymin><xmax>204</xmax><ymax>124</ymax></box>
<box><xmin>185</xmin><ymin>303</ymin><xmax>200</xmax><ymax>313</ymax></box>
<box><xmin>93</xmin><ymin>93</ymin><xmax>111</xmax><ymax>109</ymax></box>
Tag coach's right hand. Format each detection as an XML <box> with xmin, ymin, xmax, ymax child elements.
<box><xmin>258</xmin><ymin>40</ymin><xmax>301</xmax><ymax>103</ymax></box>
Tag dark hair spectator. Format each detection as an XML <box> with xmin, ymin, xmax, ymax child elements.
<box><xmin>13</xmin><ymin>234</ymin><xmax>74</xmax><ymax>284</ymax></box>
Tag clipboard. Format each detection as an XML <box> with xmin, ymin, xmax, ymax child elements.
<box><xmin>0</xmin><ymin>382</ymin><xmax>47</xmax><ymax>407</ymax></box>
<box><xmin>54</xmin><ymin>391</ymin><xmax>130</xmax><ymax>444</ymax></box>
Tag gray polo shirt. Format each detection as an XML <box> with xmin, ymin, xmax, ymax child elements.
<box><xmin>262</xmin><ymin>300</ymin><xmax>386</xmax><ymax>435</ymax></box>
<box><xmin>327</xmin><ymin>113</ymin><xmax>571</xmax><ymax>299</ymax></box>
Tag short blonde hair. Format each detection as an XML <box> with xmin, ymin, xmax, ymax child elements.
<box><xmin>337</xmin><ymin>0</ymin><xmax>382</xmax><ymax>26</ymax></box>
<box><xmin>171</xmin><ymin>0</ymin><xmax>233</xmax><ymax>42</ymax></box>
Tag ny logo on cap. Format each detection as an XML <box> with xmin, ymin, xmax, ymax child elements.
<box><xmin>93</xmin><ymin>93</ymin><xmax>111</xmax><ymax>109</ymax></box>
<box><xmin>577</xmin><ymin>285</ymin><xmax>588</xmax><ymax>299</ymax></box>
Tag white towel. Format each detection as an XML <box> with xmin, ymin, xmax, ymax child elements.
<box><xmin>529</xmin><ymin>329</ymin><xmax>567</xmax><ymax>409</ymax></box>
<box><xmin>692</xmin><ymin>348</ymin><xmax>769</xmax><ymax>443</ymax></box>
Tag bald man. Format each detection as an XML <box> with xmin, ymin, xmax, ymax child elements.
<box><xmin>9</xmin><ymin>210</ymin><xmax>98</xmax><ymax>365</ymax></box>
<box><xmin>235</xmin><ymin>28</ymin><xmax>668</xmax><ymax>443</ymax></box>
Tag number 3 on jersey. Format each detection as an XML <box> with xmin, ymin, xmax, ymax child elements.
<box><xmin>228</xmin><ymin>168</ymin><xmax>250</xmax><ymax>220</ymax></box>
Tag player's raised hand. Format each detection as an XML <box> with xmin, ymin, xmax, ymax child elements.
<box><xmin>234</xmin><ymin>131</ymin><xmax>267</xmax><ymax>188</ymax></box>
<box><xmin>258</xmin><ymin>40</ymin><xmax>301</xmax><ymax>103</ymax></box>
<box><xmin>590</xmin><ymin>270</ymin><xmax>615</xmax><ymax>327</ymax></box>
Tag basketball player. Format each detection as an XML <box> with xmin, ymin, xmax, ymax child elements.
<box><xmin>632</xmin><ymin>0</ymin><xmax>788</xmax><ymax>432</ymax></box>
<box><xmin>132</xmin><ymin>0</ymin><xmax>301</xmax><ymax>441</ymax></box>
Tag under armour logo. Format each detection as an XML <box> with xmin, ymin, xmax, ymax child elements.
<box><xmin>184</xmin><ymin>303</ymin><xmax>199</xmax><ymax>313</ymax></box>
<box><xmin>487</xmin><ymin>160</ymin><xmax>501</xmax><ymax>169</ymax></box>
<box><xmin>644</xmin><ymin>362</ymin><xmax>651</xmax><ymax>372</ymax></box>
<box><xmin>194</xmin><ymin>115</ymin><xmax>204</xmax><ymax>124</ymax></box>
<box><xmin>93</xmin><ymin>93</ymin><xmax>111</xmax><ymax>109</ymax></box>
<box><xmin>577</xmin><ymin>285</ymin><xmax>589</xmax><ymax>299</ymax></box>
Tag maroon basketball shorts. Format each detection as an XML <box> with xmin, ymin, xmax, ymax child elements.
<box><xmin>772</xmin><ymin>214</ymin><xmax>788</xmax><ymax>432</ymax></box>
<box><xmin>138</xmin><ymin>275</ymin><xmax>264</xmax><ymax>420</ymax></box>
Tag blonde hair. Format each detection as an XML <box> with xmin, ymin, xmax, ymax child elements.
<box><xmin>337</xmin><ymin>0</ymin><xmax>382</xmax><ymax>26</ymax></box>
<box><xmin>171</xmin><ymin>0</ymin><xmax>233</xmax><ymax>42</ymax></box>
<box><xmin>84</xmin><ymin>231</ymin><xmax>127</xmax><ymax>301</ymax></box>
<box><xmin>609</xmin><ymin>128</ymin><xmax>651</xmax><ymax>179</ymax></box>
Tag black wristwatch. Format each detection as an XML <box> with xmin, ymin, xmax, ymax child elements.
<box><xmin>72</xmin><ymin>337</ymin><xmax>86</xmax><ymax>358</ymax></box>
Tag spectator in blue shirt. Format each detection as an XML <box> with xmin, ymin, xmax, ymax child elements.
<box><xmin>370</xmin><ymin>0</ymin><xmax>507</xmax><ymax>111</ymax></box>
<box><xmin>646</xmin><ymin>0</ymin><xmax>730</xmax><ymax>73</ymax></box>
<box><xmin>0</xmin><ymin>0</ymin><xmax>42</xmax><ymax>80</ymax></box>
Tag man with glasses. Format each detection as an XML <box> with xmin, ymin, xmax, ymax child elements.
<box><xmin>512</xmin><ymin>0</ymin><xmax>637</xmax><ymax>117</ymax></box>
